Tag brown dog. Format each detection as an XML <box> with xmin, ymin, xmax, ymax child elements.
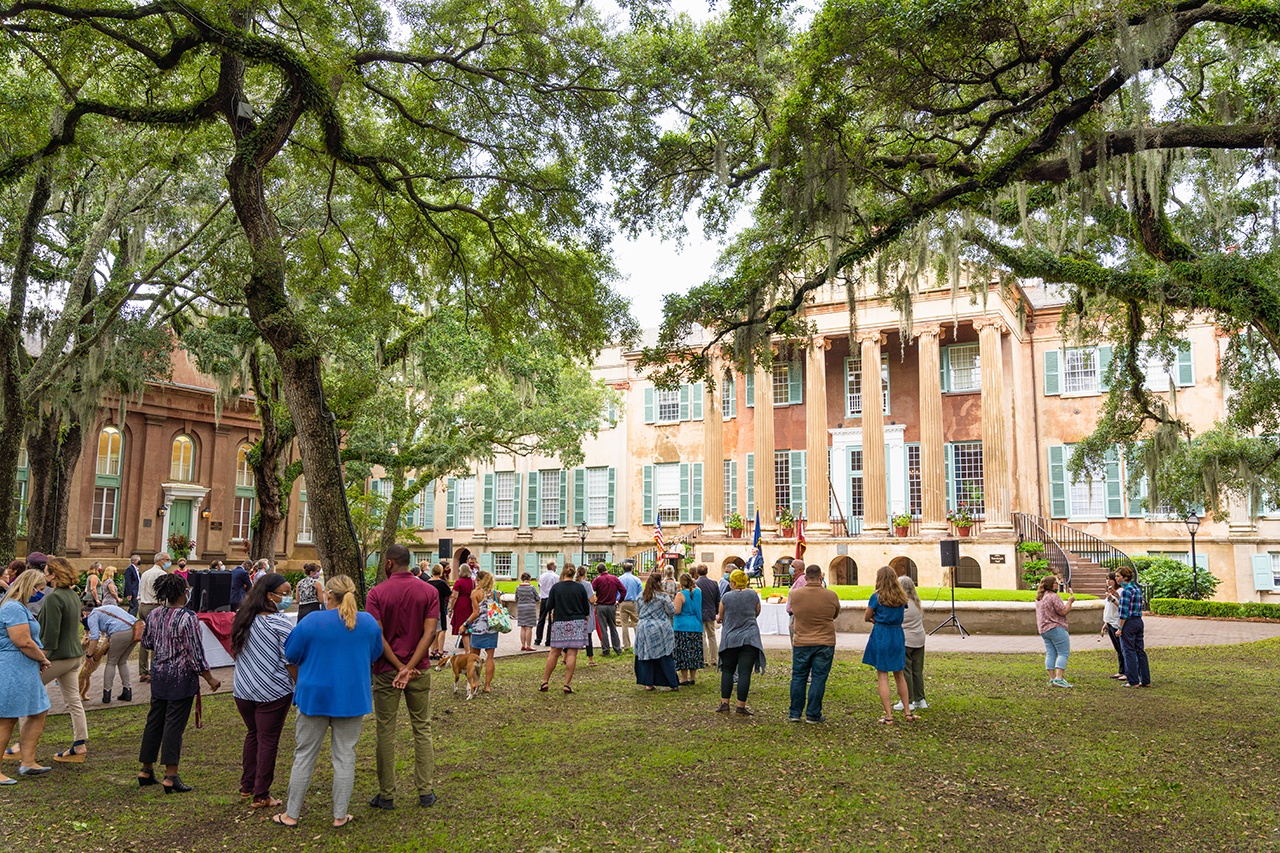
<box><xmin>78</xmin><ymin>633</ymin><xmax>108</xmax><ymax>699</ymax></box>
<box><xmin>434</xmin><ymin>651</ymin><xmax>482</xmax><ymax>699</ymax></box>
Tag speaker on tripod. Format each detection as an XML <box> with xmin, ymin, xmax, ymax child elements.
<box><xmin>438</xmin><ymin>538</ymin><xmax>453</xmax><ymax>561</ymax></box>
<box><xmin>930</xmin><ymin>539</ymin><xmax>969</xmax><ymax>638</ymax></box>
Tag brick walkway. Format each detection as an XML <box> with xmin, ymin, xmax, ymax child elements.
<box><xmin>39</xmin><ymin>615</ymin><xmax>1280</xmax><ymax>716</ymax></box>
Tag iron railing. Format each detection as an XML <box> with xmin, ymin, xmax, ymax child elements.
<box><xmin>630</xmin><ymin>524</ymin><xmax>703</xmax><ymax>569</ymax></box>
<box><xmin>829</xmin><ymin>513</ymin><xmax>984</xmax><ymax>538</ymax></box>
<box><xmin>1012</xmin><ymin>512</ymin><xmax>1137</xmax><ymax>586</ymax></box>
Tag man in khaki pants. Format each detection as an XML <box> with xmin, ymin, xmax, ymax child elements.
<box><xmin>365</xmin><ymin>544</ymin><xmax>440</xmax><ymax>809</ymax></box>
<box><xmin>616</xmin><ymin>560</ymin><xmax>642</xmax><ymax>651</ymax></box>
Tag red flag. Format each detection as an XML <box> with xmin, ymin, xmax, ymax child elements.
<box><xmin>795</xmin><ymin>515</ymin><xmax>807</xmax><ymax>560</ymax></box>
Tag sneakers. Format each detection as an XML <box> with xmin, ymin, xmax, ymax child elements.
<box><xmin>892</xmin><ymin>700</ymin><xmax>905</xmax><ymax>711</ymax></box>
<box><xmin>1049</xmin><ymin>678</ymin><xmax>1073</xmax><ymax>688</ymax></box>
<box><xmin>788</xmin><ymin>715</ymin><xmax>802</xmax><ymax>723</ymax></box>
<box><xmin>418</xmin><ymin>792</ymin><xmax>437</xmax><ymax>808</ymax></box>
<box><xmin>804</xmin><ymin>715</ymin><xmax>827</xmax><ymax>724</ymax></box>
<box><xmin>893</xmin><ymin>700</ymin><xmax>924</xmax><ymax>711</ymax></box>
<box><xmin>368</xmin><ymin>794</ymin><xmax>395</xmax><ymax>810</ymax></box>
<box><xmin>914</xmin><ymin>699</ymin><xmax>928</xmax><ymax>710</ymax></box>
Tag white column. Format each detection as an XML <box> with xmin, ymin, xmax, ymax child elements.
<box><xmin>805</xmin><ymin>336</ymin><xmax>832</xmax><ymax>533</ymax></box>
<box><xmin>703</xmin><ymin>358</ymin><xmax>726</xmax><ymax>535</ymax></box>
<box><xmin>859</xmin><ymin>331</ymin><xmax>889</xmax><ymax>536</ymax></box>
<box><xmin>915</xmin><ymin>324</ymin><xmax>948</xmax><ymax>536</ymax></box>
<box><xmin>752</xmin><ymin>359</ymin><xmax>776</xmax><ymax>529</ymax></box>
<box><xmin>976</xmin><ymin>318</ymin><xmax>1012</xmax><ymax>529</ymax></box>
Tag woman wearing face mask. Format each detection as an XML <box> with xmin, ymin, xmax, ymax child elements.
<box><xmin>231</xmin><ymin>574</ymin><xmax>295</xmax><ymax>810</ymax></box>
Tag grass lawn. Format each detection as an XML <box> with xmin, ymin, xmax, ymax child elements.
<box><xmin>5</xmin><ymin>641</ymin><xmax>1278</xmax><ymax>852</ymax></box>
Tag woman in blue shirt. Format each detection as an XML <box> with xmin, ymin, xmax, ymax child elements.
<box><xmin>274</xmin><ymin>575</ymin><xmax>381</xmax><ymax>829</ymax></box>
<box><xmin>0</xmin><ymin>570</ymin><xmax>53</xmax><ymax>781</ymax></box>
<box><xmin>862</xmin><ymin>566</ymin><xmax>916</xmax><ymax>724</ymax></box>
<box><xmin>672</xmin><ymin>573</ymin><xmax>704</xmax><ymax>686</ymax></box>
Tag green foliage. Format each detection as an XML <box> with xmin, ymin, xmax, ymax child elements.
<box><xmin>1131</xmin><ymin>555</ymin><xmax>1221</xmax><ymax>600</ymax></box>
<box><xmin>1016</xmin><ymin>540</ymin><xmax>1045</xmax><ymax>555</ymax></box>
<box><xmin>1150</xmin><ymin>598</ymin><xmax>1280</xmax><ymax>620</ymax></box>
<box><xmin>1021</xmin><ymin>558</ymin><xmax>1052</xmax><ymax>588</ymax></box>
<box><xmin>726</xmin><ymin>511</ymin><xmax>745</xmax><ymax>530</ymax></box>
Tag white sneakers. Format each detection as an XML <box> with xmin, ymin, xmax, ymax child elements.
<box><xmin>892</xmin><ymin>699</ymin><xmax>929</xmax><ymax>711</ymax></box>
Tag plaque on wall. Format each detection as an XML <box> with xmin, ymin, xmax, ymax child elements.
<box><xmin>989</xmin><ymin>553</ymin><xmax>1006</xmax><ymax>564</ymax></box>
<box><xmin>210</xmin><ymin>521</ymin><xmax>223</xmax><ymax>531</ymax></box>
<box><xmin>700</xmin><ymin>552</ymin><xmax>714</xmax><ymax>563</ymax></box>
<box><xmin>836</xmin><ymin>544</ymin><xmax>848</xmax><ymax>556</ymax></box>
<box><xmin>142</xmin><ymin>519</ymin><xmax>152</xmax><ymax>528</ymax></box>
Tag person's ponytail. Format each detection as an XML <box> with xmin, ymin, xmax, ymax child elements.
<box><xmin>326</xmin><ymin>575</ymin><xmax>358</xmax><ymax>630</ymax></box>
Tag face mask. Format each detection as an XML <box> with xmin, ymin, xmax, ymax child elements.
<box><xmin>164</xmin><ymin>561</ymin><xmax>172</xmax><ymax>570</ymax></box>
<box><xmin>279</xmin><ymin>596</ymin><xmax>294</xmax><ymax>610</ymax></box>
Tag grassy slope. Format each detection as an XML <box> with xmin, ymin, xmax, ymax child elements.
<box><xmin>3</xmin><ymin>641</ymin><xmax>1276</xmax><ymax>852</ymax></box>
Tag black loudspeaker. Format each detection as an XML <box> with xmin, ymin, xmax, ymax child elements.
<box><xmin>940</xmin><ymin>539</ymin><xmax>959</xmax><ymax>568</ymax></box>
<box><xmin>438</xmin><ymin>538</ymin><xmax>453</xmax><ymax>560</ymax></box>
<box><xmin>194</xmin><ymin>570</ymin><xmax>233</xmax><ymax>613</ymax></box>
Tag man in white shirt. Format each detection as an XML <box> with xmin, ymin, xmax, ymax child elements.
<box><xmin>535</xmin><ymin>560</ymin><xmax>559</xmax><ymax>647</ymax></box>
<box><xmin>136</xmin><ymin>551</ymin><xmax>171</xmax><ymax>682</ymax></box>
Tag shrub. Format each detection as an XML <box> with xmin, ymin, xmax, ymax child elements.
<box><xmin>1147</xmin><ymin>598</ymin><xmax>1280</xmax><ymax>619</ymax></box>
<box><xmin>1016</xmin><ymin>540</ymin><xmax>1045</xmax><ymax>555</ymax></box>
<box><xmin>1021</xmin><ymin>558</ymin><xmax>1052</xmax><ymax>588</ymax></box>
<box><xmin>1240</xmin><ymin>602</ymin><xmax>1280</xmax><ymax>620</ymax></box>
<box><xmin>1128</xmin><ymin>556</ymin><xmax>1221</xmax><ymax>600</ymax></box>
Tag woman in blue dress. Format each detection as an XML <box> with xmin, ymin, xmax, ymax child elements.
<box><xmin>862</xmin><ymin>566</ymin><xmax>916</xmax><ymax>724</ymax></box>
<box><xmin>0</xmin><ymin>569</ymin><xmax>54</xmax><ymax>781</ymax></box>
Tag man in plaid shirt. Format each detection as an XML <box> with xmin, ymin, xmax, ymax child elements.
<box><xmin>1116</xmin><ymin>565</ymin><xmax>1151</xmax><ymax>688</ymax></box>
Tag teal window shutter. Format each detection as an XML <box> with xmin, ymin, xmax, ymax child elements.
<box><xmin>1128</xmin><ymin>467</ymin><xmax>1147</xmax><ymax>518</ymax></box>
<box><xmin>944</xmin><ymin>444</ymin><xmax>954</xmax><ymax>511</ymax></box>
<box><xmin>690</xmin><ymin>462</ymin><xmax>703</xmax><ymax>523</ymax></box>
<box><xmin>424</xmin><ymin>481</ymin><xmax>436</xmax><ymax>530</ymax></box>
<box><xmin>644</xmin><ymin>387</ymin><xmax>655</xmax><ymax>424</ymax></box>
<box><xmin>445</xmin><ymin>478</ymin><xmax>457</xmax><ymax>529</ymax></box>
<box><xmin>790</xmin><ymin>450</ymin><xmax>806</xmax><ymax>516</ymax></box>
<box><xmin>607</xmin><ymin>467</ymin><xmax>617</xmax><ymax>526</ymax></box>
<box><xmin>1251</xmin><ymin>554</ymin><xmax>1276</xmax><ymax>591</ymax></box>
<box><xmin>482</xmin><ymin>472</ymin><xmax>495</xmax><ymax>528</ymax></box>
<box><xmin>691</xmin><ymin>381</ymin><xmax>704</xmax><ymax>421</ymax></box>
<box><xmin>679</xmin><ymin>462</ymin><xmax>691</xmax><ymax>523</ymax></box>
<box><xmin>679</xmin><ymin>384</ymin><xmax>691</xmax><ymax>421</ymax></box>
<box><xmin>1195</xmin><ymin>554</ymin><xmax>1209</xmax><ymax>580</ymax></box>
<box><xmin>573</xmin><ymin>467</ymin><xmax>586</xmax><ymax>526</ymax></box>
<box><xmin>939</xmin><ymin>346</ymin><xmax>951</xmax><ymax>393</ymax></box>
<box><xmin>1176</xmin><ymin>341</ymin><xmax>1194</xmax><ymax>386</ymax></box>
<box><xmin>1044</xmin><ymin>350</ymin><xmax>1061</xmax><ymax>396</ymax></box>
<box><xmin>479</xmin><ymin>552</ymin><xmax>494</xmax><ymax>574</ymax></box>
<box><xmin>512</xmin><ymin>472</ymin><xmax>522</xmax><ymax>528</ymax></box>
<box><xmin>1098</xmin><ymin>345</ymin><xmax>1113</xmax><ymax>392</ymax></box>
<box><xmin>746</xmin><ymin>453</ymin><xmax>755</xmax><ymax>518</ymax></box>
<box><xmin>524</xmin><ymin>553</ymin><xmax>538</xmax><ymax>576</ymax></box>
<box><xmin>559</xmin><ymin>471</ymin><xmax>568</xmax><ymax>527</ymax></box>
<box><xmin>1104</xmin><ymin>448</ymin><xmax>1123</xmax><ymax>517</ymax></box>
<box><xmin>745</xmin><ymin>371</ymin><xmax>754</xmax><ymax>407</ymax></box>
<box><xmin>642</xmin><ymin>465</ymin><xmax>654</xmax><ymax>525</ymax></box>
<box><xmin>1048</xmin><ymin>446</ymin><xmax>1068</xmax><ymax>518</ymax></box>
<box><xmin>789</xmin><ymin>359</ymin><xmax>803</xmax><ymax>404</ymax></box>
<box><xmin>527</xmin><ymin>472</ymin><xmax>540</xmax><ymax>528</ymax></box>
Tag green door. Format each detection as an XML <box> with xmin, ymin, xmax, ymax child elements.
<box><xmin>170</xmin><ymin>499</ymin><xmax>192</xmax><ymax>541</ymax></box>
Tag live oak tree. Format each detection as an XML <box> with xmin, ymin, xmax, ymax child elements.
<box><xmin>627</xmin><ymin>0</ymin><xmax>1280</xmax><ymax>517</ymax></box>
<box><xmin>0</xmin><ymin>0</ymin><xmax>636</xmax><ymax>583</ymax></box>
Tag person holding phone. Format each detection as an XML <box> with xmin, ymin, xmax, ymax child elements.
<box><xmin>1035</xmin><ymin>575</ymin><xmax>1075</xmax><ymax>688</ymax></box>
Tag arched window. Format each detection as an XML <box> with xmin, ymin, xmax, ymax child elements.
<box><xmin>170</xmin><ymin>435</ymin><xmax>194</xmax><ymax>481</ymax></box>
<box><xmin>233</xmin><ymin>444</ymin><xmax>255</xmax><ymax>541</ymax></box>
<box><xmin>92</xmin><ymin>427</ymin><xmax>123</xmax><ymax>537</ymax></box>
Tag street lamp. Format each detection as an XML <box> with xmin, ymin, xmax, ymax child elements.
<box><xmin>577</xmin><ymin>520</ymin><xmax>589</xmax><ymax>568</ymax></box>
<box><xmin>1185</xmin><ymin>511</ymin><xmax>1201</xmax><ymax>600</ymax></box>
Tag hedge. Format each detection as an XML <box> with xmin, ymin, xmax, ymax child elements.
<box><xmin>1150</xmin><ymin>598</ymin><xmax>1280</xmax><ymax>620</ymax></box>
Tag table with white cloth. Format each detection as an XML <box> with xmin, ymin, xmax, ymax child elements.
<box><xmin>198</xmin><ymin>610</ymin><xmax>298</xmax><ymax>668</ymax></box>
<box><xmin>755</xmin><ymin>602</ymin><xmax>790</xmax><ymax>635</ymax></box>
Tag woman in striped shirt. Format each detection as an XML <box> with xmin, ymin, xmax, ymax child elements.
<box><xmin>231</xmin><ymin>574</ymin><xmax>295</xmax><ymax>810</ymax></box>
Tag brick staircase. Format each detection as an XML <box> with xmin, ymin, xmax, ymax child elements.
<box><xmin>1012</xmin><ymin>512</ymin><xmax>1135</xmax><ymax>595</ymax></box>
<box><xmin>1065</xmin><ymin>554</ymin><xmax>1109</xmax><ymax>596</ymax></box>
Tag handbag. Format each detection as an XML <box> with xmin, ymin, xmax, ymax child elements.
<box><xmin>131</xmin><ymin>617</ymin><xmax>146</xmax><ymax>643</ymax></box>
<box><xmin>484</xmin><ymin>595</ymin><xmax>513</xmax><ymax>633</ymax></box>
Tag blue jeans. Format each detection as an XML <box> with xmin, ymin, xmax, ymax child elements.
<box><xmin>789</xmin><ymin>645</ymin><xmax>834</xmax><ymax>720</ymax></box>
<box><xmin>1121</xmin><ymin>617</ymin><xmax>1151</xmax><ymax>686</ymax></box>
<box><xmin>1041</xmin><ymin>626</ymin><xmax>1070</xmax><ymax>672</ymax></box>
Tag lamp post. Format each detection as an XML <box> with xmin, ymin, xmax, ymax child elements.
<box><xmin>577</xmin><ymin>520</ymin><xmax>589</xmax><ymax>569</ymax></box>
<box><xmin>1185</xmin><ymin>511</ymin><xmax>1201</xmax><ymax>600</ymax></box>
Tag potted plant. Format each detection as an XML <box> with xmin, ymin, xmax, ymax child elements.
<box><xmin>167</xmin><ymin>532</ymin><xmax>192</xmax><ymax>559</ymax></box>
<box><xmin>776</xmin><ymin>508</ymin><xmax>796</xmax><ymax>537</ymax></box>
<box><xmin>947</xmin><ymin>505</ymin><xmax>975</xmax><ymax>536</ymax></box>
<box><xmin>726</xmin><ymin>512</ymin><xmax>745</xmax><ymax>538</ymax></box>
<box><xmin>892</xmin><ymin>512</ymin><xmax>912</xmax><ymax>537</ymax></box>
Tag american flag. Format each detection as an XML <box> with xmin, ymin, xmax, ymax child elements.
<box><xmin>653</xmin><ymin>515</ymin><xmax>665</xmax><ymax>554</ymax></box>
<box><xmin>794</xmin><ymin>515</ymin><xmax>807</xmax><ymax>560</ymax></box>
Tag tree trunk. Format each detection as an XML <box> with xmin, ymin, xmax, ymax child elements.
<box><xmin>247</xmin><ymin>350</ymin><xmax>289</xmax><ymax>564</ymax></box>
<box><xmin>0</xmin><ymin>168</ymin><xmax>52</xmax><ymax>563</ymax></box>
<box><xmin>23</xmin><ymin>414</ymin><xmax>82</xmax><ymax>555</ymax></box>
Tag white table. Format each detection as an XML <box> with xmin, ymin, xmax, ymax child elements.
<box><xmin>756</xmin><ymin>602</ymin><xmax>790</xmax><ymax>635</ymax></box>
<box><xmin>199</xmin><ymin>610</ymin><xmax>297</xmax><ymax>668</ymax></box>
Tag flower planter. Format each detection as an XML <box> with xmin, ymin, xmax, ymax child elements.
<box><xmin>955</xmin><ymin>526</ymin><xmax>972</xmax><ymax>538</ymax></box>
<box><xmin>894</xmin><ymin>526</ymin><xmax>910</xmax><ymax>537</ymax></box>
<box><xmin>729</xmin><ymin>528</ymin><xmax>743</xmax><ymax>539</ymax></box>
<box><xmin>780</xmin><ymin>526</ymin><xmax>794</xmax><ymax>538</ymax></box>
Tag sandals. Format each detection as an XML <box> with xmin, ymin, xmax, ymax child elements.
<box><xmin>562</xmin><ymin>684</ymin><xmax>574</xmax><ymax>694</ymax></box>
<box><xmin>271</xmin><ymin>814</ymin><xmax>298</xmax><ymax>828</ymax></box>
<box><xmin>2</xmin><ymin>745</ymin><xmax>19</xmax><ymax>760</ymax></box>
<box><xmin>539</xmin><ymin>682</ymin><xmax>550</xmax><ymax>692</ymax></box>
<box><xmin>903</xmin><ymin>712</ymin><xmax>921</xmax><ymax>722</ymax></box>
<box><xmin>878</xmin><ymin>716</ymin><xmax>895</xmax><ymax>725</ymax></box>
<box><xmin>54</xmin><ymin>740</ymin><xmax>87</xmax><ymax>763</ymax></box>
<box><xmin>250</xmin><ymin>797</ymin><xmax>283</xmax><ymax>810</ymax></box>
<box><xmin>333</xmin><ymin>814</ymin><xmax>355</xmax><ymax>828</ymax></box>
<box><xmin>138</xmin><ymin>768</ymin><xmax>159</xmax><ymax>787</ymax></box>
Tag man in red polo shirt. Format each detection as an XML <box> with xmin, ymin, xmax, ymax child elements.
<box><xmin>365</xmin><ymin>544</ymin><xmax>440</xmax><ymax>810</ymax></box>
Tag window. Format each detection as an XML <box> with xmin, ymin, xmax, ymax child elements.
<box><xmin>456</xmin><ymin>477</ymin><xmax>476</xmax><ymax>529</ymax></box>
<box><xmin>721</xmin><ymin>373</ymin><xmax>736</xmax><ymax>420</ymax></box>
<box><xmin>1270</xmin><ymin>553</ymin><xmax>1280</xmax><ymax>587</ymax></box>
<box><xmin>92</xmin><ymin>427</ymin><xmax>123</xmax><ymax>537</ymax></box>
<box><xmin>1069</xmin><ymin>468</ymin><xmax>1107</xmax><ymax>519</ymax></box>
<box><xmin>656</xmin><ymin>388</ymin><xmax>680</xmax><ymax>422</ymax></box>
<box><xmin>950</xmin><ymin>442</ymin><xmax>985</xmax><ymax>517</ymax></box>
<box><xmin>14</xmin><ymin>445</ymin><xmax>27</xmax><ymax>535</ymax></box>
<box><xmin>849</xmin><ymin>449</ymin><xmax>864</xmax><ymax>521</ymax></box>
<box><xmin>170</xmin><ymin>435</ymin><xmax>194</xmax><ymax>481</ymax></box>
<box><xmin>586</xmin><ymin>551</ymin><xmax>610</xmax><ymax>568</ymax></box>
<box><xmin>236</xmin><ymin>444</ymin><xmax>255</xmax><ymax>490</ymax></box>
<box><xmin>906</xmin><ymin>444</ymin><xmax>922</xmax><ymax>516</ymax></box>
<box><xmin>774</xmin><ymin>451</ymin><xmax>791</xmax><ymax>517</ymax></box>
<box><xmin>230</xmin><ymin>444</ymin><xmax>255</xmax><ymax>542</ymax></box>
<box><xmin>1063</xmin><ymin>348</ymin><xmax>1100</xmax><ymax>395</ymax></box>
<box><xmin>413</xmin><ymin>482</ymin><xmax>434</xmax><ymax>529</ymax></box>
<box><xmin>946</xmin><ymin>344</ymin><xmax>981</xmax><ymax>392</ymax></box>
<box><xmin>494</xmin><ymin>472</ymin><xmax>516</xmax><ymax>527</ymax></box>
<box><xmin>1148</xmin><ymin>551</ymin><xmax>1191</xmax><ymax>565</ymax></box>
<box><xmin>540</xmin><ymin>470</ymin><xmax>561</xmax><ymax>527</ymax></box>
<box><xmin>232</xmin><ymin>496</ymin><xmax>254</xmax><ymax>541</ymax></box>
<box><xmin>723</xmin><ymin>459</ymin><xmax>737</xmax><ymax>516</ymax></box>
<box><xmin>297</xmin><ymin>477</ymin><xmax>312</xmax><ymax>543</ymax></box>
<box><xmin>587</xmin><ymin>467</ymin><xmax>609</xmax><ymax>526</ymax></box>
<box><xmin>655</xmin><ymin>463</ymin><xmax>681</xmax><ymax>524</ymax></box>
<box><xmin>772</xmin><ymin>363</ymin><xmax>791</xmax><ymax>404</ymax></box>
<box><xmin>844</xmin><ymin>356</ymin><xmax>890</xmax><ymax>417</ymax></box>
<box><xmin>493</xmin><ymin>552</ymin><xmax>514</xmax><ymax>578</ymax></box>
<box><xmin>1141</xmin><ymin>344</ymin><xmax>1173</xmax><ymax>392</ymax></box>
